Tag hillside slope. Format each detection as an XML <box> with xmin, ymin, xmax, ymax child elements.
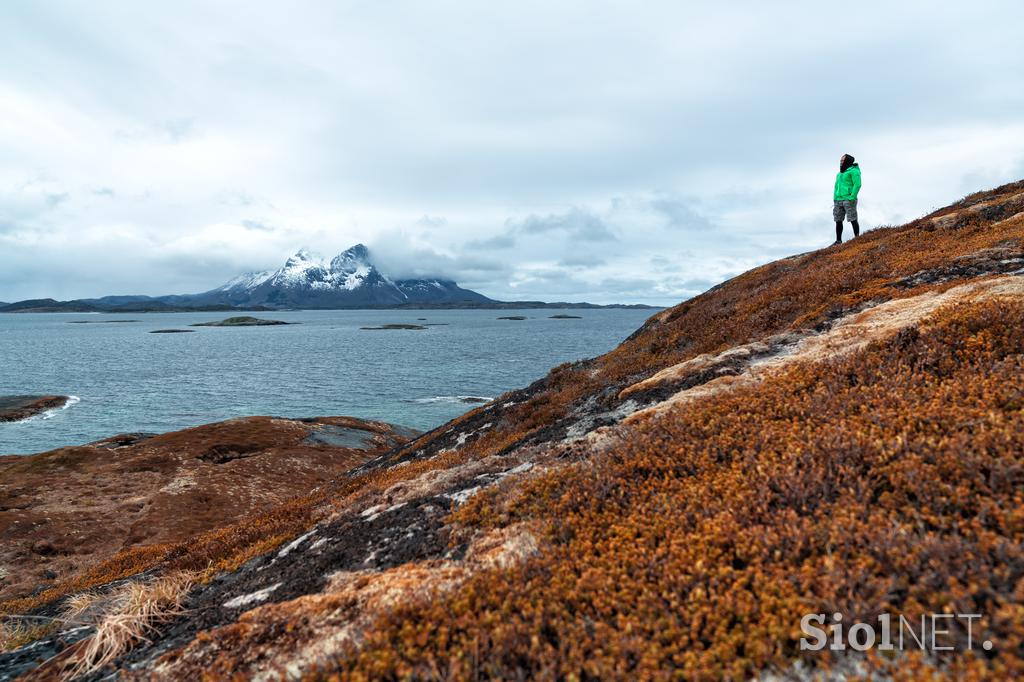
<box><xmin>3</xmin><ymin>179</ymin><xmax>1024</xmax><ymax>680</ymax></box>
<box><xmin>0</xmin><ymin>417</ymin><xmax>415</xmax><ymax>603</ymax></box>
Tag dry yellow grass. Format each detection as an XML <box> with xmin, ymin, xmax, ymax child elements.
<box><xmin>58</xmin><ymin>572</ymin><xmax>195</xmax><ymax>680</ymax></box>
<box><xmin>60</xmin><ymin>591</ymin><xmax>107</xmax><ymax>627</ymax></box>
<box><xmin>0</xmin><ymin>617</ymin><xmax>59</xmax><ymax>652</ymax></box>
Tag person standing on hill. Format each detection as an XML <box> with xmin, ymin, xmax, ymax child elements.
<box><xmin>832</xmin><ymin>154</ymin><xmax>862</xmax><ymax>245</ymax></box>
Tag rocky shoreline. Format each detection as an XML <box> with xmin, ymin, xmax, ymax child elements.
<box><xmin>0</xmin><ymin>396</ymin><xmax>69</xmax><ymax>423</ymax></box>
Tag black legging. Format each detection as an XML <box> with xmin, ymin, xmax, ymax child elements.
<box><xmin>836</xmin><ymin>220</ymin><xmax>860</xmax><ymax>241</ymax></box>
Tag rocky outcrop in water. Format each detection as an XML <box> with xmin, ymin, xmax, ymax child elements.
<box><xmin>189</xmin><ymin>316</ymin><xmax>292</xmax><ymax>327</ymax></box>
<box><xmin>0</xmin><ymin>397</ymin><xmax>69</xmax><ymax>423</ymax></box>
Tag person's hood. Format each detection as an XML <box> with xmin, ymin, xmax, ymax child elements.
<box><xmin>840</xmin><ymin>155</ymin><xmax>857</xmax><ymax>172</ymax></box>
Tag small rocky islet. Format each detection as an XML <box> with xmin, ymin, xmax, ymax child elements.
<box><xmin>359</xmin><ymin>323</ymin><xmax>427</xmax><ymax>330</ymax></box>
<box><xmin>190</xmin><ymin>316</ymin><xmax>293</xmax><ymax>327</ymax></box>
<box><xmin>66</xmin><ymin>319</ymin><xmax>140</xmax><ymax>324</ymax></box>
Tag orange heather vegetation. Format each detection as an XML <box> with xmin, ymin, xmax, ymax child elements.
<box><xmin>336</xmin><ymin>298</ymin><xmax>1024</xmax><ymax>680</ymax></box>
<box><xmin>3</xmin><ymin>180</ymin><xmax>1023</xmax><ymax>680</ymax></box>
<box><xmin>323</xmin><ymin>181</ymin><xmax>1024</xmax><ymax>680</ymax></box>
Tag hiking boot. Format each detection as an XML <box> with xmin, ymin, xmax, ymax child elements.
<box><xmin>832</xmin><ymin>240</ymin><xmax>842</xmax><ymax>246</ymax></box>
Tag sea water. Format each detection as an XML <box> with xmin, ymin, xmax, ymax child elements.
<box><xmin>0</xmin><ymin>308</ymin><xmax>655</xmax><ymax>455</ymax></box>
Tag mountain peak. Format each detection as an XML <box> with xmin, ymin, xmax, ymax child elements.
<box><xmin>330</xmin><ymin>244</ymin><xmax>372</xmax><ymax>275</ymax></box>
<box><xmin>343</xmin><ymin>243</ymin><xmax>369</xmax><ymax>257</ymax></box>
<box><xmin>335</xmin><ymin>243</ymin><xmax>370</xmax><ymax>263</ymax></box>
<box><xmin>284</xmin><ymin>248</ymin><xmax>319</xmax><ymax>267</ymax></box>
<box><xmin>201</xmin><ymin>242</ymin><xmax>492</xmax><ymax>307</ymax></box>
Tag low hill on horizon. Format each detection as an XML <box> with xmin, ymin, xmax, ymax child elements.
<box><xmin>3</xmin><ymin>178</ymin><xmax>1024</xmax><ymax>679</ymax></box>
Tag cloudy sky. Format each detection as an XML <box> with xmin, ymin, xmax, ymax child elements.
<box><xmin>1</xmin><ymin>1</ymin><xmax>1022</xmax><ymax>305</ymax></box>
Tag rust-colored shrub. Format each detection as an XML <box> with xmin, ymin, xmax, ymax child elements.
<box><xmin>321</xmin><ymin>298</ymin><xmax>1024</xmax><ymax>680</ymax></box>
<box><xmin>0</xmin><ymin>544</ymin><xmax>176</xmax><ymax>617</ymax></box>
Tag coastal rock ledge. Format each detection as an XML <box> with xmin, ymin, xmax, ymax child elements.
<box><xmin>0</xmin><ymin>396</ymin><xmax>69</xmax><ymax>423</ymax></box>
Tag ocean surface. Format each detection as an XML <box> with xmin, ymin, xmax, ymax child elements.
<box><xmin>0</xmin><ymin>308</ymin><xmax>656</xmax><ymax>455</ymax></box>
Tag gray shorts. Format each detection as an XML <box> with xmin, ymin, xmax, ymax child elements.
<box><xmin>833</xmin><ymin>199</ymin><xmax>858</xmax><ymax>222</ymax></box>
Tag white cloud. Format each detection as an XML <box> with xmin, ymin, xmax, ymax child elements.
<box><xmin>1</xmin><ymin>1</ymin><xmax>1023</xmax><ymax>304</ymax></box>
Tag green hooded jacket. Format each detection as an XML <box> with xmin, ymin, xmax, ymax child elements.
<box><xmin>834</xmin><ymin>164</ymin><xmax>862</xmax><ymax>201</ymax></box>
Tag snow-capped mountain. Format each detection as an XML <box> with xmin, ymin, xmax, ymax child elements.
<box><xmin>197</xmin><ymin>244</ymin><xmax>492</xmax><ymax>308</ymax></box>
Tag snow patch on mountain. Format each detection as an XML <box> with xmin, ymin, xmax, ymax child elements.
<box><xmin>216</xmin><ymin>270</ymin><xmax>275</xmax><ymax>292</ymax></box>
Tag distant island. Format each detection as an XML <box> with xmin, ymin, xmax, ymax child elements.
<box><xmin>0</xmin><ymin>244</ymin><xmax>659</xmax><ymax>313</ymax></box>
<box><xmin>360</xmin><ymin>323</ymin><xmax>427</xmax><ymax>330</ymax></box>
<box><xmin>190</xmin><ymin>316</ymin><xmax>293</xmax><ymax>327</ymax></box>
